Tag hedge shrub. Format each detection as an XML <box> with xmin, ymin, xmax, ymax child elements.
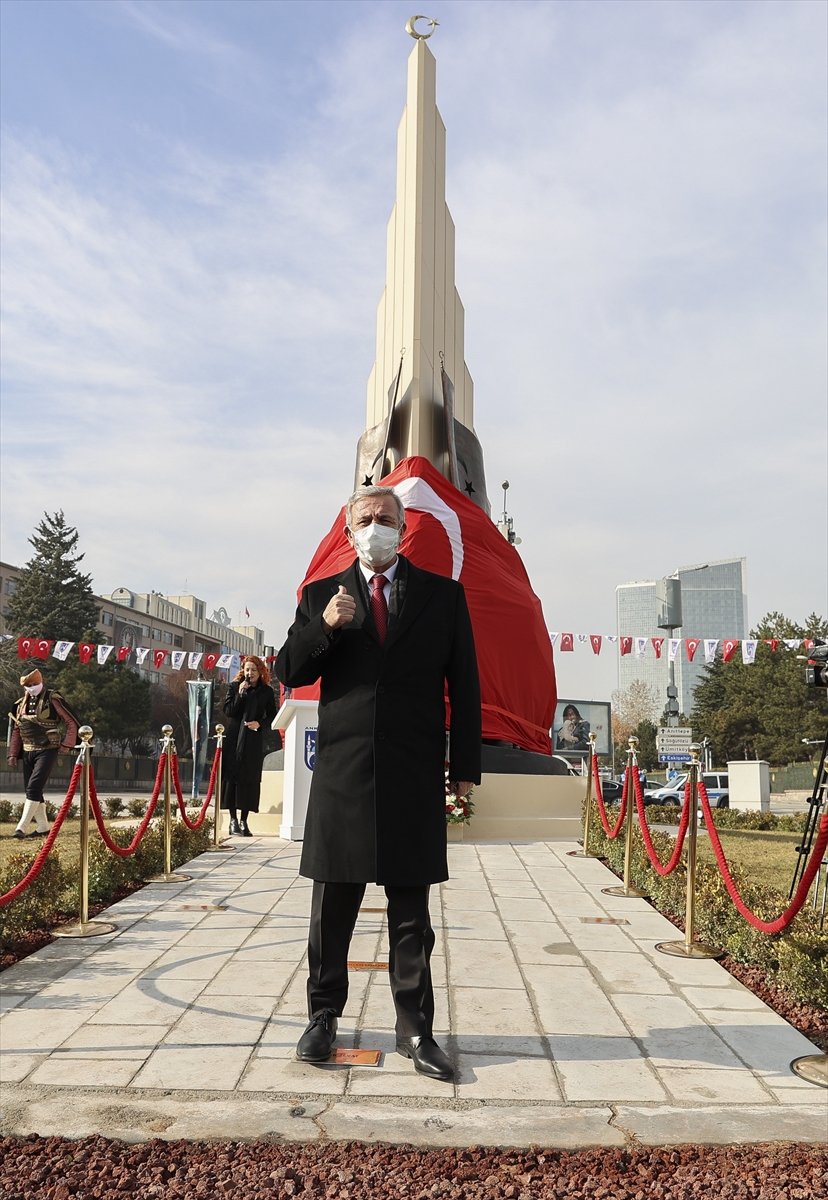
<box><xmin>641</xmin><ymin>806</ymin><xmax>809</xmax><ymax>833</ymax></box>
<box><xmin>0</xmin><ymin>818</ymin><xmax>212</xmax><ymax>946</ymax></box>
<box><xmin>585</xmin><ymin>808</ymin><xmax>827</xmax><ymax>1008</ymax></box>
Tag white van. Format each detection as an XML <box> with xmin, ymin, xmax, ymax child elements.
<box><xmin>648</xmin><ymin>772</ymin><xmax>729</xmax><ymax>808</ymax></box>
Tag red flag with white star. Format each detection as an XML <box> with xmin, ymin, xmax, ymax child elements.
<box><xmin>285</xmin><ymin>456</ymin><xmax>557</xmax><ymax>753</ymax></box>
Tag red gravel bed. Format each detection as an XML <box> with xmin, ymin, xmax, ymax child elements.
<box><xmin>2</xmin><ymin>1136</ymin><xmax>826</xmax><ymax>1200</ymax></box>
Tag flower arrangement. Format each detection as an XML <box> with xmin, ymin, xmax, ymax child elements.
<box><xmin>445</xmin><ymin>777</ymin><xmax>475</xmax><ymax>825</ymax></box>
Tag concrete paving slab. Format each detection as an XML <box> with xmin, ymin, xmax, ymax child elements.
<box><xmin>318</xmin><ymin>1102</ymin><xmax>626</xmax><ymax>1149</ymax></box>
<box><xmin>0</xmin><ymin>992</ymin><xmax>31</xmax><ymax>1013</ymax></box>
<box><xmin>56</xmin><ymin>1023</ymin><xmax>167</xmax><ymax>1059</ymax></box>
<box><xmin>455</xmin><ymin>1053</ymin><xmax>561</xmax><ymax>1101</ymax></box>
<box><xmin>87</xmin><ymin>978</ymin><xmax>205</xmax><ymax>1025</ymax></box>
<box><xmin>2</xmin><ymin>838</ymin><xmax>824</xmax><ymax>1149</ymax></box>
<box><xmin>162</xmin><ymin>995</ymin><xmax>274</xmax><ymax>1046</ymax></box>
<box><xmin>203</xmin><ymin>958</ymin><xmax>295</xmax><ymax>997</ymax></box>
<box><xmin>679</xmin><ymin>984</ymin><xmax>779</xmax><ymax>1011</ymax></box>
<box><xmin>613</xmin><ymin>1103</ymin><xmax>828</xmax><ymax>1147</ymax></box>
<box><xmin>131</xmin><ymin>1044</ymin><xmax>254</xmax><ymax>1091</ymax></box>
<box><xmin>611</xmin><ymin>994</ymin><xmax>744</xmax><ymax>1071</ymax></box>
<box><xmin>451</xmin><ymin>986</ymin><xmax>540</xmax><ymax>1043</ymax></box>
<box><xmin>525</xmin><ymin>965</ymin><xmax>630</xmax><ymax>1036</ymax></box>
<box><xmin>494</xmin><ymin>897</ymin><xmax>554</xmax><ymax>922</ymax></box>
<box><xmin>29</xmin><ymin>1057</ymin><xmax>142</xmax><ymax>1088</ymax></box>
<box><xmin>657</xmin><ymin>1067</ymin><xmax>773</xmax><ymax>1104</ymax></box>
<box><xmin>580</xmin><ymin>950</ymin><xmax>675</xmax><ymax>995</ymax></box>
<box><xmin>1</xmin><ymin>1094</ymin><xmax>328</xmax><ymax>1142</ymax></box>
<box><xmin>16</xmin><ymin>969</ymin><xmax>141</xmax><ymax>1008</ymax></box>
<box><xmin>439</xmin><ymin>888</ymin><xmax>496</xmax><ymax>912</ymax></box>
<box><xmin>240</xmin><ymin>1055</ymin><xmax>350</xmax><ymax>1095</ymax></box>
<box><xmin>0</xmin><ymin>1053</ymin><xmax>48</xmax><ymax>1083</ymax></box>
<box><xmin>547</xmin><ymin>1035</ymin><xmax>667</xmax><ymax>1103</ymax></box>
<box><xmin>443</xmin><ymin>911</ymin><xmax>507</xmax><ymax>940</ymax></box>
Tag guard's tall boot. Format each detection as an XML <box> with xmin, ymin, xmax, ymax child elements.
<box><xmin>32</xmin><ymin>801</ymin><xmax>51</xmax><ymax>834</ymax></box>
<box><xmin>14</xmin><ymin>798</ymin><xmax>40</xmax><ymax>838</ymax></box>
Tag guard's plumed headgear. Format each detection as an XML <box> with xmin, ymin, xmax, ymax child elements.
<box><xmin>20</xmin><ymin>669</ymin><xmax>43</xmax><ymax>687</ymax></box>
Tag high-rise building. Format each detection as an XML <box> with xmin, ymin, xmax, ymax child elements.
<box><xmin>616</xmin><ymin>558</ymin><xmax>748</xmax><ymax>718</ymax></box>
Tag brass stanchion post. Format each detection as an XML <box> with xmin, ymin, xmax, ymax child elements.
<box><xmin>54</xmin><ymin>726</ymin><xmax>117</xmax><ymax>939</ymax></box>
<box><xmin>149</xmin><ymin>725</ymin><xmax>192</xmax><ymax>884</ymax></box>
<box><xmin>656</xmin><ymin>744</ymin><xmax>719</xmax><ymax>959</ymax></box>
<box><xmin>790</xmin><ymin>1053</ymin><xmax>828</xmax><ymax>1088</ymax></box>
<box><xmin>206</xmin><ymin>724</ymin><xmax>231</xmax><ymax>852</ymax></box>
<box><xmin>568</xmin><ymin>732</ymin><xmax>597</xmax><ymax>859</ymax></box>
<box><xmin>602</xmin><ymin>736</ymin><xmax>645</xmax><ymax>898</ymax></box>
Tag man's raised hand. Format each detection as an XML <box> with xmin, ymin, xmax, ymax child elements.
<box><xmin>322</xmin><ymin>585</ymin><xmax>356</xmax><ymax>633</ymax></box>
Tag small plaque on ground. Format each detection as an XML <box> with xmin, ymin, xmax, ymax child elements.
<box><xmin>348</xmin><ymin>960</ymin><xmax>389</xmax><ymax>970</ymax></box>
<box><xmin>358</xmin><ymin>907</ymin><xmax>387</xmax><ymax>913</ymax></box>
<box><xmin>179</xmin><ymin>904</ymin><xmax>228</xmax><ymax>911</ymax></box>
<box><xmin>333</xmin><ymin>1048</ymin><xmax>382</xmax><ymax>1066</ymax></box>
<box><xmin>579</xmin><ymin>916</ymin><xmax>629</xmax><ymax>925</ymax></box>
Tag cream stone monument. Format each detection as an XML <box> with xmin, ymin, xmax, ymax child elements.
<box><xmin>355</xmin><ymin>25</ymin><xmax>490</xmax><ymax>515</ymax></box>
<box><xmin>262</xmin><ymin>19</ymin><xmax>579</xmax><ymax>841</ymax></box>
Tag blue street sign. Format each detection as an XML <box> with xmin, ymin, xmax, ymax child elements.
<box><xmin>659</xmin><ymin>753</ymin><xmax>692</xmax><ymax>763</ymax></box>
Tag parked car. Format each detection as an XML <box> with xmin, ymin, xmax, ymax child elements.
<box><xmin>551</xmin><ymin>754</ymin><xmax>583</xmax><ymax>777</ymax></box>
<box><xmin>647</xmin><ymin>772</ymin><xmax>729</xmax><ymax>808</ymax></box>
<box><xmin>595</xmin><ymin>779</ymin><xmax>624</xmax><ymax>803</ymax></box>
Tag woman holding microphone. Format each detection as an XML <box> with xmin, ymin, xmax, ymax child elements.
<box><xmin>220</xmin><ymin>655</ymin><xmax>277</xmax><ymax>836</ymax></box>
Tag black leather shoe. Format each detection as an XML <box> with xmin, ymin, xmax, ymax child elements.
<box><xmin>228</xmin><ymin>818</ymin><xmax>241</xmax><ymax>835</ymax></box>
<box><xmin>296</xmin><ymin>1010</ymin><xmax>338</xmax><ymax>1062</ymax></box>
<box><xmin>13</xmin><ymin>829</ymin><xmax>26</xmax><ymax>839</ymax></box>
<box><xmin>396</xmin><ymin>1035</ymin><xmax>454</xmax><ymax>1082</ymax></box>
<box><xmin>241</xmin><ymin>823</ymin><xmax>253</xmax><ymax>837</ymax></box>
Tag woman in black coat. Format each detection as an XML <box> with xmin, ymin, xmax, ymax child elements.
<box><xmin>220</xmin><ymin>655</ymin><xmax>277</xmax><ymax>836</ymax></box>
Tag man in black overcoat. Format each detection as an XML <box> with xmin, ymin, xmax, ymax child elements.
<box><xmin>274</xmin><ymin>485</ymin><xmax>481</xmax><ymax>1082</ymax></box>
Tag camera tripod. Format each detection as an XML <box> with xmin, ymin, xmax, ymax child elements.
<box><xmin>789</xmin><ymin>727</ymin><xmax>828</xmax><ymax>928</ymax></box>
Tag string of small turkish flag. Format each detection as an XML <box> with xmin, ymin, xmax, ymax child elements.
<box><xmin>10</xmin><ymin>632</ymin><xmax>812</xmax><ymax>670</ymax></box>
<box><xmin>550</xmin><ymin>633</ymin><xmax>811</xmax><ymax>665</ymax></box>
<box><xmin>11</xmin><ymin>636</ymin><xmax>276</xmax><ymax>670</ymax></box>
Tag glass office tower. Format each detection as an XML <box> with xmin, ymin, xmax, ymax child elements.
<box><xmin>616</xmin><ymin>558</ymin><xmax>748</xmax><ymax>718</ymax></box>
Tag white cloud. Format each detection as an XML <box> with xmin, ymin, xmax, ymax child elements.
<box><xmin>1</xmin><ymin>0</ymin><xmax>825</xmax><ymax>701</ymax></box>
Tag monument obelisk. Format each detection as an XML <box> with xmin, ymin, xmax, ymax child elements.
<box><xmin>355</xmin><ymin>24</ymin><xmax>489</xmax><ymax>515</ymax></box>
<box><xmin>277</xmin><ymin>20</ymin><xmax>572</xmax><ymax>839</ymax></box>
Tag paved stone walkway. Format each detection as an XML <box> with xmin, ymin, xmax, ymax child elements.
<box><xmin>1</xmin><ymin>838</ymin><xmax>824</xmax><ymax>1148</ymax></box>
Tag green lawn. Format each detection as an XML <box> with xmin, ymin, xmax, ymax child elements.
<box><xmin>1</xmin><ymin>821</ymin><xmax>82</xmax><ymax>872</ymax></box>
<box><xmin>695</xmin><ymin>826</ymin><xmax>806</xmax><ymax>895</ymax></box>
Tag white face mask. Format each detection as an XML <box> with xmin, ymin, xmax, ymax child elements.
<box><xmin>351</xmin><ymin>522</ymin><xmax>401</xmax><ymax>567</ymax></box>
<box><xmin>24</xmin><ymin>683</ymin><xmax>44</xmax><ymax>697</ymax></box>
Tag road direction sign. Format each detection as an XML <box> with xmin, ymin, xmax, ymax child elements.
<box><xmin>657</xmin><ymin>726</ymin><xmax>692</xmax><ymax>742</ymax></box>
<box><xmin>658</xmin><ymin>753</ymin><xmax>692</xmax><ymax>763</ymax></box>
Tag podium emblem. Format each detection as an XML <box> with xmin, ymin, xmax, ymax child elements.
<box><xmin>304</xmin><ymin>729</ymin><xmax>317</xmax><ymax>771</ymax></box>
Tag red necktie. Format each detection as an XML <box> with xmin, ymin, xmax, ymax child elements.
<box><xmin>370</xmin><ymin>574</ymin><xmax>388</xmax><ymax>644</ymax></box>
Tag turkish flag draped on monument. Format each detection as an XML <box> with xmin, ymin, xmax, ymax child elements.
<box><xmin>289</xmin><ymin>456</ymin><xmax>557</xmax><ymax>754</ymax></box>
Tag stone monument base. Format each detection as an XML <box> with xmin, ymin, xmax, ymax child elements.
<box><xmin>236</xmin><ymin>745</ymin><xmax>585</xmax><ymax>842</ymax></box>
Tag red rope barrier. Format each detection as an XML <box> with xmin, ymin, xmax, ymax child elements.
<box><xmin>0</xmin><ymin>762</ymin><xmax>83</xmax><ymax>907</ymax></box>
<box><xmin>172</xmin><ymin>750</ymin><xmax>218</xmax><ymax>831</ymax></box>
<box><xmin>592</xmin><ymin>755</ymin><xmax>627</xmax><ymax>839</ymax></box>
<box><xmin>632</xmin><ymin>767</ymin><xmax>690</xmax><ymax>876</ymax></box>
<box><xmin>699</xmin><ymin>781</ymin><xmax>828</xmax><ymax>935</ymax></box>
<box><xmin>88</xmin><ymin>755</ymin><xmax>165</xmax><ymax>857</ymax></box>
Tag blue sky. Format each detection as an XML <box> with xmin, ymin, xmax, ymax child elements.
<box><xmin>1</xmin><ymin>0</ymin><xmax>826</xmax><ymax>703</ymax></box>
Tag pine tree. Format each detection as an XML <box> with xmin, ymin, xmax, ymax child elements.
<box><xmin>7</xmin><ymin>511</ymin><xmax>100</xmax><ymax>641</ymax></box>
<box><xmin>689</xmin><ymin>611</ymin><xmax>828</xmax><ymax>765</ymax></box>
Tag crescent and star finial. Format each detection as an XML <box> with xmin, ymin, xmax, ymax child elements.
<box><xmin>406</xmin><ymin>15</ymin><xmax>439</xmax><ymax>40</ymax></box>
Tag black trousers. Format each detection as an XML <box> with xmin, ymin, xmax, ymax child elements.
<box><xmin>307</xmin><ymin>881</ymin><xmax>436</xmax><ymax>1038</ymax></box>
<box><xmin>22</xmin><ymin>749</ymin><xmax>59</xmax><ymax>803</ymax></box>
